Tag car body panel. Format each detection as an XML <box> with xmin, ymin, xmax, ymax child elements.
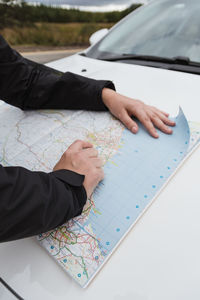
<box><xmin>1</xmin><ymin>52</ymin><xmax>200</xmax><ymax>300</ymax></box>
<box><xmin>47</xmin><ymin>54</ymin><xmax>200</xmax><ymax>120</ymax></box>
<box><xmin>1</xmin><ymin>0</ymin><xmax>200</xmax><ymax>292</ymax></box>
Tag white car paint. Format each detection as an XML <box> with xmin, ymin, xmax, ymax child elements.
<box><xmin>1</xmin><ymin>52</ymin><xmax>200</xmax><ymax>299</ymax></box>
<box><xmin>47</xmin><ymin>53</ymin><xmax>200</xmax><ymax>120</ymax></box>
<box><xmin>89</xmin><ymin>28</ymin><xmax>108</xmax><ymax>45</ymax></box>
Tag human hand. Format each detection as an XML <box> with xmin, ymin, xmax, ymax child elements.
<box><xmin>53</xmin><ymin>140</ymin><xmax>104</xmax><ymax>198</ymax></box>
<box><xmin>102</xmin><ymin>88</ymin><xmax>175</xmax><ymax>138</ymax></box>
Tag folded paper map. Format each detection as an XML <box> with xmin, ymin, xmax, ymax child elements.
<box><xmin>0</xmin><ymin>102</ymin><xmax>199</xmax><ymax>288</ymax></box>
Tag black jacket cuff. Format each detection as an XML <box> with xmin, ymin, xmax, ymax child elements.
<box><xmin>51</xmin><ymin>169</ymin><xmax>85</xmax><ymax>186</ymax></box>
<box><xmin>50</xmin><ymin>169</ymin><xmax>87</xmax><ymax>214</ymax></box>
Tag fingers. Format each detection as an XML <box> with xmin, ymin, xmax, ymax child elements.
<box><xmin>84</xmin><ymin>149</ymin><xmax>103</xmax><ymax>167</ymax></box>
<box><xmin>150</xmin><ymin>106</ymin><xmax>176</xmax><ymax>126</ymax></box>
<box><xmin>136</xmin><ymin>111</ymin><xmax>159</xmax><ymax>138</ymax></box>
<box><xmin>83</xmin><ymin>147</ymin><xmax>99</xmax><ymax>158</ymax></box>
<box><xmin>68</xmin><ymin>139</ymin><xmax>93</xmax><ymax>151</ymax></box>
<box><xmin>153</xmin><ymin>111</ymin><xmax>176</xmax><ymax>127</ymax></box>
<box><xmin>120</xmin><ymin>110</ymin><xmax>138</xmax><ymax>133</ymax></box>
<box><xmin>126</xmin><ymin>102</ymin><xmax>175</xmax><ymax>138</ymax></box>
<box><xmin>92</xmin><ymin>157</ymin><xmax>103</xmax><ymax>168</ymax></box>
<box><xmin>103</xmin><ymin>89</ymin><xmax>175</xmax><ymax>138</ymax></box>
<box><xmin>150</xmin><ymin>115</ymin><xmax>172</xmax><ymax>135</ymax></box>
<box><xmin>81</xmin><ymin>141</ymin><xmax>93</xmax><ymax>149</ymax></box>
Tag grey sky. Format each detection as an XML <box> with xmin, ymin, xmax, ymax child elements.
<box><xmin>26</xmin><ymin>0</ymin><xmax>144</xmax><ymax>11</ymax></box>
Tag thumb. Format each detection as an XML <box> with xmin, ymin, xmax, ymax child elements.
<box><xmin>120</xmin><ymin>110</ymin><xmax>138</xmax><ymax>133</ymax></box>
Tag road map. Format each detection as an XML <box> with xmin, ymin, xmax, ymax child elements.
<box><xmin>0</xmin><ymin>101</ymin><xmax>200</xmax><ymax>288</ymax></box>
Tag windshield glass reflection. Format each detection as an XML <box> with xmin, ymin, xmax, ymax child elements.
<box><xmin>87</xmin><ymin>0</ymin><xmax>200</xmax><ymax>64</ymax></box>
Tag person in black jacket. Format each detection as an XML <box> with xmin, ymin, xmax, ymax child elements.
<box><xmin>0</xmin><ymin>35</ymin><xmax>175</xmax><ymax>243</ymax></box>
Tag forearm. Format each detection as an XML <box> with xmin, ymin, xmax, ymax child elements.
<box><xmin>0</xmin><ymin>165</ymin><xmax>87</xmax><ymax>243</ymax></box>
<box><xmin>0</xmin><ymin>35</ymin><xmax>115</xmax><ymax>111</ymax></box>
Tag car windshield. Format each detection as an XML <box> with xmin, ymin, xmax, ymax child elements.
<box><xmin>86</xmin><ymin>0</ymin><xmax>200</xmax><ymax>64</ymax></box>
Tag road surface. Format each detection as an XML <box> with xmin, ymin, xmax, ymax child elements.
<box><xmin>21</xmin><ymin>48</ymin><xmax>85</xmax><ymax>64</ymax></box>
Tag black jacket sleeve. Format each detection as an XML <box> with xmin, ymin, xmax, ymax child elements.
<box><xmin>0</xmin><ymin>167</ymin><xmax>87</xmax><ymax>243</ymax></box>
<box><xmin>0</xmin><ymin>35</ymin><xmax>115</xmax><ymax>111</ymax></box>
<box><xmin>0</xmin><ymin>35</ymin><xmax>115</xmax><ymax>243</ymax></box>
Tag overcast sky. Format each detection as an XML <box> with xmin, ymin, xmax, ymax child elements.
<box><xmin>26</xmin><ymin>0</ymin><xmax>145</xmax><ymax>11</ymax></box>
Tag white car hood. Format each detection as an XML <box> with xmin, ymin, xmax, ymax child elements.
<box><xmin>47</xmin><ymin>53</ymin><xmax>200</xmax><ymax>121</ymax></box>
<box><xmin>1</xmin><ymin>54</ymin><xmax>200</xmax><ymax>300</ymax></box>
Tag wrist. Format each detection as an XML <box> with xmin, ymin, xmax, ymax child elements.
<box><xmin>102</xmin><ymin>87</ymin><xmax>116</xmax><ymax>108</ymax></box>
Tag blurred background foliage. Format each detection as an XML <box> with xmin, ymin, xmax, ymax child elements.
<box><xmin>0</xmin><ymin>0</ymin><xmax>141</xmax><ymax>46</ymax></box>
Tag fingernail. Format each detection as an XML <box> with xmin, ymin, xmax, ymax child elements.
<box><xmin>154</xmin><ymin>132</ymin><xmax>159</xmax><ymax>138</ymax></box>
<box><xmin>168</xmin><ymin>128</ymin><xmax>173</xmax><ymax>133</ymax></box>
<box><xmin>131</xmin><ymin>126</ymin><xmax>137</xmax><ymax>133</ymax></box>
